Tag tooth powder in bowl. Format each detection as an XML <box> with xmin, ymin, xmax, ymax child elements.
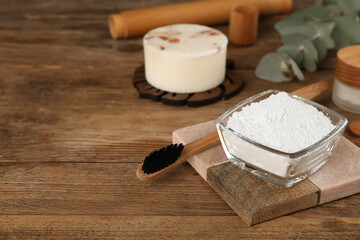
<box><xmin>216</xmin><ymin>90</ymin><xmax>348</xmax><ymax>187</ymax></box>
<box><xmin>143</xmin><ymin>24</ymin><xmax>228</xmax><ymax>93</ymax></box>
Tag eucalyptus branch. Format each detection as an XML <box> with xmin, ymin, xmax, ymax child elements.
<box><xmin>255</xmin><ymin>0</ymin><xmax>360</xmax><ymax>82</ymax></box>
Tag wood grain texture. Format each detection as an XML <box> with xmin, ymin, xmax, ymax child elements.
<box><xmin>207</xmin><ymin>162</ymin><xmax>319</xmax><ymax>225</ymax></box>
<box><xmin>0</xmin><ymin>0</ymin><xmax>359</xmax><ymax>238</ymax></box>
<box><xmin>0</xmin><ymin>162</ymin><xmax>235</xmax><ymax>216</ymax></box>
<box><xmin>0</xmin><ymin>215</ymin><xmax>359</xmax><ymax>240</ymax></box>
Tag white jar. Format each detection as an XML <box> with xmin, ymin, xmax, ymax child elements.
<box><xmin>332</xmin><ymin>45</ymin><xmax>360</xmax><ymax>114</ymax></box>
<box><xmin>332</xmin><ymin>78</ymin><xmax>360</xmax><ymax>114</ymax></box>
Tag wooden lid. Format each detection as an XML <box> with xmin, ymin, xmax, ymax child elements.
<box><xmin>335</xmin><ymin>45</ymin><xmax>360</xmax><ymax>88</ymax></box>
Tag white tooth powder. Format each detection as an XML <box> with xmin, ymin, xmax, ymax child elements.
<box><xmin>227</xmin><ymin>92</ymin><xmax>336</xmax><ymax>153</ymax></box>
<box><xmin>221</xmin><ymin>91</ymin><xmax>338</xmax><ymax>179</ymax></box>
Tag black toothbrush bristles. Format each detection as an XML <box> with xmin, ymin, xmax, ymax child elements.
<box><xmin>142</xmin><ymin>143</ymin><xmax>184</xmax><ymax>174</ymax></box>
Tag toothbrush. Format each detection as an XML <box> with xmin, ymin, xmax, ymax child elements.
<box><xmin>136</xmin><ymin>80</ymin><xmax>331</xmax><ymax>181</ymax></box>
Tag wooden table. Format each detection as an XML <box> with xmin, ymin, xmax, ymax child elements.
<box><xmin>1</xmin><ymin>0</ymin><xmax>359</xmax><ymax>239</ymax></box>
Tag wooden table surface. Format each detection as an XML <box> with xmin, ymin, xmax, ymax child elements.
<box><xmin>1</xmin><ymin>0</ymin><xmax>359</xmax><ymax>239</ymax></box>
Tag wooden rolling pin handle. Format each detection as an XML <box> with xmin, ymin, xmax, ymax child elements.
<box><xmin>109</xmin><ymin>14</ymin><xmax>125</xmax><ymax>39</ymax></box>
<box><xmin>109</xmin><ymin>0</ymin><xmax>292</xmax><ymax>39</ymax></box>
<box><xmin>229</xmin><ymin>4</ymin><xmax>259</xmax><ymax>46</ymax></box>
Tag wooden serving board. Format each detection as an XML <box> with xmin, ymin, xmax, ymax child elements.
<box><xmin>173</xmin><ymin>120</ymin><xmax>360</xmax><ymax>226</ymax></box>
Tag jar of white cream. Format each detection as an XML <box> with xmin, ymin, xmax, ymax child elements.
<box><xmin>332</xmin><ymin>45</ymin><xmax>360</xmax><ymax>114</ymax></box>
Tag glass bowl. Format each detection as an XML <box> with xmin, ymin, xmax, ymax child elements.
<box><xmin>216</xmin><ymin>90</ymin><xmax>348</xmax><ymax>188</ymax></box>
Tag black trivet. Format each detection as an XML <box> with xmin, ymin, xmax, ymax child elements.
<box><xmin>133</xmin><ymin>59</ymin><xmax>244</xmax><ymax>107</ymax></box>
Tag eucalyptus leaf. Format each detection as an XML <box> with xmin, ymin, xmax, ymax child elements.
<box><xmin>325</xmin><ymin>4</ymin><xmax>343</xmax><ymax>16</ymax></box>
<box><xmin>277</xmin><ymin>45</ymin><xmax>304</xmax><ymax>65</ymax></box>
<box><xmin>290</xmin><ymin>24</ymin><xmax>317</xmax><ymax>41</ymax></box>
<box><xmin>281</xmin><ymin>34</ymin><xmax>318</xmax><ymax>61</ymax></box>
<box><xmin>255</xmin><ymin>53</ymin><xmax>294</xmax><ymax>82</ymax></box>
<box><xmin>337</xmin><ymin>0</ymin><xmax>360</xmax><ymax>17</ymax></box>
<box><xmin>256</xmin><ymin>0</ymin><xmax>360</xmax><ymax>82</ymax></box>
<box><xmin>288</xmin><ymin>58</ymin><xmax>305</xmax><ymax>81</ymax></box>
<box><xmin>280</xmin><ymin>33</ymin><xmax>318</xmax><ymax>72</ymax></box>
<box><xmin>331</xmin><ymin>28</ymin><xmax>352</xmax><ymax>49</ymax></box>
<box><xmin>303</xmin><ymin>54</ymin><xmax>317</xmax><ymax>72</ymax></box>
<box><xmin>324</xmin><ymin>0</ymin><xmax>338</xmax><ymax>4</ymax></box>
<box><xmin>314</xmin><ymin>0</ymin><xmax>324</xmax><ymax>7</ymax></box>
<box><xmin>288</xmin><ymin>24</ymin><xmax>325</xmax><ymax>61</ymax></box>
<box><xmin>307</xmin><ymin>18</ymin><xmax>335</xmax><ymax>61</ymax></box>
<box><xmin>288</xmin><ymin>18</ymin><xmax>335</xmax><ymax>61</ymax></box>
<box><xmin>306</xmin><ymin>18</ymin><xmax>335</xmax><ymax>48</ymax></box>
<box><xmin>275</xmin><ymin>6</ymin><xmax>330</xmax><ymax>36</ymax></box>
<box><xmin>332</xmin><ymin>15</ymin><xmax>360</xmax><ymax>44</ymax></box>
<box><xmin>312</xmin><ymin>41</ymin><xmax>328</xmax><ymax>61</ymax></box>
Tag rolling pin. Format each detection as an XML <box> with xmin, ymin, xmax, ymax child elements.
<box><xmin>109</xmin><ymin>0</ymin><xmax>292</xmax><ymax>39</ymax></box>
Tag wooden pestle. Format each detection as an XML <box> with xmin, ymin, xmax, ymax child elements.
<box><xmin>109</xmin><ymin>0</ymin><xmax>292</xmax><ymax>39</ymax></box>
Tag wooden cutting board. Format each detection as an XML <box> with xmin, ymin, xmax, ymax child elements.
<box><xmin>173</xmin><ymin>120</ymin><xmax>360</xmax><ymax>226</ymax></box>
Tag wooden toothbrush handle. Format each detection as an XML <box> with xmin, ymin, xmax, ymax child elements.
<box><xmin>178</xmin><ymin>130</ymin><xmax>220</xmax><ymax>160</ymax></box>
<box><xmin>291</xmin><ymin>80</ymin><xmax>331</xmax><ymax>100</ymax></box>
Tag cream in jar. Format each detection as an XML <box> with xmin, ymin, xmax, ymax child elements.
<box><xmin>332</xmin><ymin>45</ymin><xmax>360</xmax><ymax>114</ymax></box>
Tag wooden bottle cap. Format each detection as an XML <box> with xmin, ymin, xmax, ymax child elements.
<box><xmin>335</xmin><ymin>45</ymin><xmax>360</xmax><ymax>89</ymax></box>
<box><xmin>228</xmin><ymin>4</ymin><xmax>259</xmax><ymax>46</ymax></box>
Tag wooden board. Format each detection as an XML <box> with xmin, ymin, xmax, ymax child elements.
<box><xmin>207</xmin><ymin>163</ymin><xmax>319</xmax><ymax>225</ymax></box>
<box><xmin>173</xmin><ymin>120</ymin><xmax>360</xmax><ymax>225</ymax></box>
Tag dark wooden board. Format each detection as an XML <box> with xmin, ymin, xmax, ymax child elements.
<box><xmin>207</xmin><ymin>162</ymin><xmax>319</xmax><ymax>225</ymax></box>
